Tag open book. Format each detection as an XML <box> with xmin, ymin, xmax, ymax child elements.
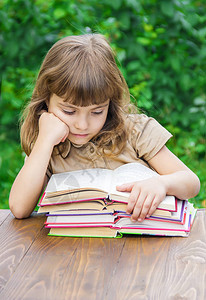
<box><xmin>39</xmin><ymin>163</ymin><xmax>177</xmax><ymax>211</ymax></box>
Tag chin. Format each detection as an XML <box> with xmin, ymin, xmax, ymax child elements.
<box><xmin>69</xmin><ymin>138</ymin><xmax>90</xmax><ymax>145</ymax></box>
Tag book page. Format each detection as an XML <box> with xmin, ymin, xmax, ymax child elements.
<box><xmin>37</xmin><ymin>200</ymin><xmax>107</xmax><ymax>213</ymax></box>
<box><xmin>46</xmin><ymin>168</ymin><xmax>113</xmax><ymax>193</ymax></box>
<box><xmin>108</xmin><ymin>163</ymin><xmax>176</xmax><ymax>210</ymax></box>
<box><xmin>109</xmin><ymin>163</ymin><xmax>158</xmax><ymax>196</ymax></box>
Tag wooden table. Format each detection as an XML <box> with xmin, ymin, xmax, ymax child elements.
<box><xmin>0</xmin><ymin>209</ymin><xmax>205</xmax><ymax>300</ymax></box>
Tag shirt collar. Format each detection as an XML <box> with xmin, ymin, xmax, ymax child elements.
<box><xmin>54</xmin><ymin>140</ymin><xmax>93</xmax><ymax>158</ymax></box>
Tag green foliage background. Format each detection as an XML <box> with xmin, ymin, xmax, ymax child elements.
<box><xmin>0</xmin><ymin>0</ymin><xmax>205</xmax><ymax>208</ymax></box>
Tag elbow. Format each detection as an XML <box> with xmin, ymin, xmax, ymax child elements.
<box><xmin>195</xmin><ymin>175</ymin><xmax>201</xmax><ymax>196</ymax></box>
<box><xmin>13</xmin><ymin>211</ymin><xmax>31</xmax><ymax>220</ymax></box>
<box><xmin>9</xmin><ymin>197</ymin><xmax>31</xmax><ymax>219</ymax></box>
<box><xmin>9</xmin><ymin>205</ymin><xmax>31</xmax><ymax>219</ymax></box>
<box><xmin>190</xmin><ymin>172</ymin><xmax>201</xmax><ymax>198</ymax></box>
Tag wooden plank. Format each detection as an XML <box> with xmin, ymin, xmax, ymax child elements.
<box><xmin>0</xmin><ymin>236</ymin><xmax>81</xmax><ymax>300</ymax></box>
<box><xmin>0</xmin><ymin>209</ymin><xmax>10</xmax><ymax>225</ymax></box>
<box><xmin>105</xmin><ymin>234</ymin><xmax>171</xmax><ymax>299</ymax></box>
<box><xmin>57</xmin><ymin>238</ymin><xmax>126</xmax><ymax>300</ymax></box>
<box><xmin>0</xmin><ymin>210</ymin><xmax>205</xmax><ymax>300</ymax></box>
<box><xmin>0</xmin><ymin>227</ymin><xmax>126</xmax><ymax>300</ymax></box>
<box><xmin>105</xmin><ymin>210</ymin><xmax>206</xmax><ymax>299</ymax></box>
<box><xmin>0</xmin><ymin>212</ymin><xmax>46</xmax><ymax>293</ymax></box>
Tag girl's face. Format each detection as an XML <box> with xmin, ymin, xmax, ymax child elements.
<box><xmin>48</xmin><ymin>94</ymin><xmax>110</xmax><ymax>145</ymax></box>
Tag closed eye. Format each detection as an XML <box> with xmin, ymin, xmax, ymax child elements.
<box><xmin>92</xmin><ymin>110</ymin><xmax>103</xmax><ymax>115</ymax></box>
<box><xmin>62</xmin><ymin>110</ymin><xmax>76</xmax><ymax>115</ymax></box>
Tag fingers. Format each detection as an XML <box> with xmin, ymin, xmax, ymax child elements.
<box><xmin>133</xmin><ymin>195</ymin><xmax>162</xmax><ymax>222</ymax></box>
<box><xmin>131</xmin><ymin>194</ymin><xmax>154</xmax><ymax>222</ymax></box>
<box><xmin>116</xmin><ymin>182</ymin><xmax>135</xmax><ymax>192</ymax></box>
<box><xmin>117</xmin><ymin>179</ymin><xmax>166</xmax><ymax>222</ymax></box>
<box><xmin>147</xmin><ymin>197</ymin><xmax>161</xmax><ymax>218</ymax></box>
<box><xmin>126</xmin><ymin>184</ymin><xmax>141</xmax><ymax>214</ymax></box>
<box><xmin>127</xmin><ymin>192</ymin><xmax>163</xmax><ymax>222</ymax></box>
<box><xmin>118</xmin><ymin>182</ymin><xmax>153</xmax><ymax>221</ymax></box>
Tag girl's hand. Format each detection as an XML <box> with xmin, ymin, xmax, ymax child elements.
<box><xmin>116</xmin><ymin>176</ymin><xmax>167</xmax><ymax>222</ymax></box>
<box><xmin>38</xmin><ymin>112</ymin><xmax>69</xmax><ymax>147</ymax></box>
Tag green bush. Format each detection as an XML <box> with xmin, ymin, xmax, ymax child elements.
<box><xmin>0</xmin><ymin>0</ymin><xmax>205</xmax><ymax>208</ymax></box>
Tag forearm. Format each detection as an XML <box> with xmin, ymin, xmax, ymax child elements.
<box><xmin>160</xmin><ymin>170</ymin><xmax>200</xmax><ymax>200</ymax></box>
<box><xmin>9</xmin><ymin>137</ymin><xmax>53</xmax><ymax>219</ymax></box>
<box><xmin>148</xmin><ymin>146</ymin><xmax>200</xmax><ymax>200</ymax></box>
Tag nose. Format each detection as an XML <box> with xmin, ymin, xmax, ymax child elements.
<box><xmin>75</xmin><ymin>115</ymin><xmax>89</xmax><ymax>131</ymax></box>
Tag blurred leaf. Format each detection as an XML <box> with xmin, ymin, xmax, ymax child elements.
<box><xmin>53</xmin><ymin>7</ymin><xmax>67</xmax><ymax>19</ymax></box>
<box><xmin>136</xmin><ymin>37</ymin><xmax>151</xmax><ymax>46</ymax></box>
<box><xmin>160</xmin><ymin>1</ymin><xmax>175</xmax><ymax>17</ymax></box>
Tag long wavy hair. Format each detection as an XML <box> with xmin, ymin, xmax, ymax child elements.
<box><xmin>21</xmin><ymin>34</ymin><xmax>133</xmax><ymax>157</ymax></box>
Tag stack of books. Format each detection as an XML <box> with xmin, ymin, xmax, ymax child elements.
<box><xmin>37</xmin><ymin>163</ymin><xmax>196</xmax><ymax>238</ymax></box>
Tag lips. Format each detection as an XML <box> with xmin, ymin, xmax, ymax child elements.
<box><xmin>71</xmin><ymin>133</ymin><xmax>89</xmax><ymax>137</ymax></box>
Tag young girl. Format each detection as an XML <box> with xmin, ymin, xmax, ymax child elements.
<box><xmin>9</xmin><ymin>34</ymin><xmax>200</xmax><ymax>221</ymax></box>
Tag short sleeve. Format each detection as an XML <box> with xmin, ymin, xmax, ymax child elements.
<box><xmin>127</xmin><ymin>114</ymin><xmax>172</xmax><ymax>161</ymax></box>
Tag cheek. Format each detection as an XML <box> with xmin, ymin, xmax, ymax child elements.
<box><xmin>95</xmin><ymin>115</ymin><xmax>107</xmax><ymax>131</ymax></box>
<box><xmin>48</xmin><ymin>105</ymin><xmax>61</xmax><ymax>117</ymax></box>
<box><xmin>48</xmin><ymin>107</ymin><xmax>69</xmax><ymax>124</ymax></box>
<box><xmin>57</xmin><ymin>113</ymin><xmax>71</xmax><ymax>125</ymax></box>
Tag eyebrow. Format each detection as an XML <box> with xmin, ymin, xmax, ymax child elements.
<box><xmin>59</xmin><ymin>103</ymin><xmax>109</xmax><ymax>109</ymax></box>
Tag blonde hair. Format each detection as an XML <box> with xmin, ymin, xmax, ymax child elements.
<box><xmin>21</xmin><ymin>34</ymin><xmax>133</xmax><ymax>156</ymax></box>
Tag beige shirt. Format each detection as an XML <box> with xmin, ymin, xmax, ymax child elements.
<box><xmin>46</xmin><ymin>114</ymin><xmax>172</xmax><ymax>178</ymax></box>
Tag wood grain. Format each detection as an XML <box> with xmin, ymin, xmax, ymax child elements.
<box><xmin>0</xmin><ymin>211</ymin><xmax>46</xmax><ymax>293</ymax></box>
<box><xmin>0</xmin><ymin>232</ymin><xmax>125</xmax><ymax>300</ymax></box>
<box><xmin>0</xmin><ymin>209</ymin><xmax>10</xmax><ymax>225</ymax></box>
<box><xmin>0</xmin><ymin>210</ymin><xmax>205</xmax><ymax>300</ymax></box>
<box><xmin>105</xmin><ymin>210</ymin><xmax>206</xmax><ymax>300</ymax></box>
